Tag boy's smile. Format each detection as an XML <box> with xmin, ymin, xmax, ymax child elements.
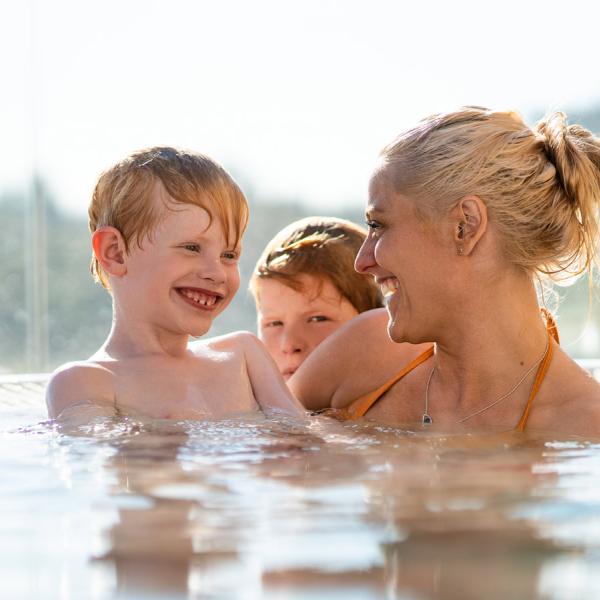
<box><xmin>119</xmin><ymin>200</ymin><xmax>241</xmax><ymax>339</ymax></box>
<box><xmin>176</xmin><ymin>287</ymin><xmax>223</xmax><ymax>310</ymax></box>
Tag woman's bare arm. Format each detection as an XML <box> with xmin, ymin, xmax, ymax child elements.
<box><xmin>241</xmin><ymin>332</ymin><xmax>307</xmax><ymax>416</ymax></box>
<box><xmin>289</xmin><ymin>308</ymin><xmax>429</xmax><ymax>411</ymax></box>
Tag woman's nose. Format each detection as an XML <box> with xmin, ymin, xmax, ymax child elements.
<box><xmin>355</xmin><ymin>236</ymin><xmax>376</xmax><ymax>274</ymax></box>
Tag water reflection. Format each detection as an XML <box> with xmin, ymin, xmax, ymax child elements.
<box><xmin>31</xmin><ymin>415</ymin><xmax>600</xmax><ymax>599</ymax></box>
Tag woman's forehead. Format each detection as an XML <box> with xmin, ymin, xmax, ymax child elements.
<box><xmin>367</xmin><ymin>173</ymin><xmax>402</xmax><ymax>213</ymax></box>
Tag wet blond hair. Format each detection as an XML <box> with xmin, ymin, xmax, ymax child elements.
<box><xmin>88</xmin><ymin>146</ymin><xmax>249</xmax><ymax>290</ymax></box>
<box><xmin>379</xmin><ymin>107</ymin><xmax>600</xmax><ymax>280</ymax></box>
<box><xmin>250</xmin><ymin>216</ymin><xmax>383</xmax><ymax>313</ymax></box>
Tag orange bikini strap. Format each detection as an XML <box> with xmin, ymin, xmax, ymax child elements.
<box><xmin>514</xmin><ymin>336</ymin><xmax>554</xmax><ymax>432</ymax></box>
<box><xmin>514</xmin><ymin>312</ymin><xmax>559</xmax><ymax>432</ymax></box>
<box><xmin>541</xmin><ymin>308</ymin><xmax>560</xmax><ymax>344</ymax></box>
<box><xmin>344</xmin><ymin>346</ymin><xmax>435</xmax><ymax>420</ymax></box>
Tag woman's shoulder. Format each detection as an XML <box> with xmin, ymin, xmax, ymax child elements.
<box><xmin>529</xmin><ymin>349</ymin><xmax>600</xmax><ymax>436</ymax></box>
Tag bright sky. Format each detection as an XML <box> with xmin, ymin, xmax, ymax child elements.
<box><xmin>2</xmin><ymin>0</ymin><xmax>600</xmax><ymax>214</ymax></box>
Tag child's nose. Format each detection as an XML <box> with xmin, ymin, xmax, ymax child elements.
<box><xmin>281</xmin><ymin>327</ymin><xmax>306</xmax><ymax>355</ymax></box>
<box><xmin>198</xmin><ymin>257</ymin><xmax>227</xmax><ymax>283</ymax></box>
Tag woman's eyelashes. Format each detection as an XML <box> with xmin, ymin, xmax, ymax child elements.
<box><xmin>366</xmin><ymin>219</ymin><xmax>383</xmax><ymax>233</ymax></box>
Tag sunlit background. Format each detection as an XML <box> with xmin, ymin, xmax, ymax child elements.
<box><xmin>1</xmin><ymin>0</ymin><xmax>599</xmax><ymax>373</ymax></box>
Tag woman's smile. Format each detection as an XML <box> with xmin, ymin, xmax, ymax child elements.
<box><xmin>378</xmin><ymin>277</ymin><xmax>400</xmax><ymax>299</ymax></box>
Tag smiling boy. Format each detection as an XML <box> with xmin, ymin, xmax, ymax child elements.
<box><xmin>46</xmin><ymin>147</ymin><xmax>305</xmax><ymax>420</ymax></box>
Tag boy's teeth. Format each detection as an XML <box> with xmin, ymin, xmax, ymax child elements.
<box><xmin>181</xmin><ymin>289</ymin><xmax>218</xmax><ymax>306</ymax></box>
<box><xmin>380</xmin><ymin>278</ymin><xmax>399</xmax><ymax>297</ymax></box>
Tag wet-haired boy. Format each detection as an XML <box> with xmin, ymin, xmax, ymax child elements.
<box><xmin>46</xmin><ymin>147</ymin><xmax>304</xmax><ymax>420</ymax></box>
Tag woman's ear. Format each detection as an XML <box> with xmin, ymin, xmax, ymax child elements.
<box><xmin>452</xmin><ymin>195</ymin><xmax>488</xmax><ymax>256</ymax></box>
<box><xmin>92</xmin><ymin>227</ymin><xmax>128</xmax><ymax>278</ymax></box>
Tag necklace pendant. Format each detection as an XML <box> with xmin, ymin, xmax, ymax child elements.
<box><xmin>422</xmin><ymin>413</ymin><xmax>432</xmax><ymax>425</ymax></box>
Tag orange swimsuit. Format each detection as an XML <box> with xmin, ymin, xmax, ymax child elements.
<box><xmin>335</xmin><ymin>310</ymin><xmax>560</xmax><ymax>431</ymax></box>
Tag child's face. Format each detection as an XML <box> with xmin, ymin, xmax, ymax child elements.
<box><xmin>256</xmin><ymin>275</ymin><xmax>359</xmax><ymax>379</ymax></box>
<box><xmin>120</xmin><ymin>201</ymin><xmax>241</xmax><ymax>338</ymax></box>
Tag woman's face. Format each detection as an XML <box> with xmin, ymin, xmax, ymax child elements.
<box><xmin>256</xmin><ymin>275</ymin><xmax>359</xmax><ymax>379</ymax></box>
<box><xmin>355</xmin><ymin>173</ymin><xmax>451</xmax><ymax>344</ymax></box>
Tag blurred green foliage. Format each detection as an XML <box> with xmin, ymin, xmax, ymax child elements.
<box><xmin>1</xmin><ymin>105</ymin><xmax>600</xmax><ymax>373</ymax></box>
<box><xmin>0</xmin><ymin>186</ymin><xmax>365</xmax><ymax>373</ymax></box>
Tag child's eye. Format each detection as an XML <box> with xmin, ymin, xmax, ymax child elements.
<box><xmin>222</xmin><ymin>250</ymin><xmax>240</xmax><ymax>262</ymax></box>
<box><xmin>183</xmin><ymin>243</ymin><xmax>200</xmax><ymax>253</ymax></box>
<box><xmin>308</xmin><ymin>315</ymin><xmax>329</xmax><ymax>323</ymax></box>
<box><xmin>265</xmin><ymin>320</ymin><xmax>283</xmax><ymax>328</ymax></box>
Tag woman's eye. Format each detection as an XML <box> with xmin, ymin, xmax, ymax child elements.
<box><xmin>308</xmin><ymin>315</ymin><xmax>329</xmax><ymax>323</ymax></box>
<box><xmin>366</xmin><ymin>219</ymin><xmax>382</xmax><ymax>231</ymax></box>
<box><xmin>184</xmin><ymin>243</ymin><xmax>200</xmax><ymax>252</ymax></box>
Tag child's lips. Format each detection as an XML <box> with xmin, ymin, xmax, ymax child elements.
<box><xmin>282</xmin><ymin>366</ymin><xmax>298</xmax><ymax>379</ymax></box>
<box><xmin>175</xmin><ymin>287</ymin><xmax>224</xmax><ymax>311</ymax></box>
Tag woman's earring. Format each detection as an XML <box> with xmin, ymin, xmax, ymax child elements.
<box><xmin>457</xmin><ymin>246</ymin><xmax>464</xmax><ymax>255</ymax></box>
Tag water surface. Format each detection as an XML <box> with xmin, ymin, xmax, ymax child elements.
<box><xmin>2</xmin><ymin>388</ymin><xmax>600</xmax><ymax>599</ymax></box>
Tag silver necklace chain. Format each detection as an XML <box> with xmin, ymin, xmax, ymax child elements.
<box><xmin>422</xmin><ymin>335</ymin><xmax>550</xmax><ymax>425</ymax></box>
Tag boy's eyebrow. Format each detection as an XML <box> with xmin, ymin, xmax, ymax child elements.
<box><xmin>175</xmin><ymin>232</ymin><xmax>242</xmax><ymax>249</ymax></box>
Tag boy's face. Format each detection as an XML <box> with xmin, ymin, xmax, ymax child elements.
<box><xmin>256</xmin><ymin>274</ymin><xmax>359</xmax><ymax>379</ymax></box>
<box><xmin>119</xmin><ymin>201</ymin><xmax>241</xmax><ymax>338</ymax></box>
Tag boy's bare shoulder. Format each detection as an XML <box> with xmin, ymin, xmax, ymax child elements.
<box><xmin>46</xmin><ymin>360</ymin><xmax>116</xmax><ymax>419</ymax></box>
<box><xmin>190</xmin><ymin>331</ymin><xmax>261</xmax><ymax>356</ymax></box>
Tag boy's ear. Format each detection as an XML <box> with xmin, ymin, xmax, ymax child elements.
<box><xmin>451</xmin><ymin>195</ymin><xmax>488</xmax><ymax>256</ymax></box>
<box><xmin>92</xmin><ymin>227</ymin><xmax>128</xmax><ymax>277</ymax></box>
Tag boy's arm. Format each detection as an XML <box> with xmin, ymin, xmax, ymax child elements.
<box><xmin>46</xmin><ymin>362</ymin><xmax>117</xmax><ymax>421</ymax></box>
<box><xmin>240</xmin><ymin>333</ymin><xmax>306</xmax><ymax>416</ymax></box>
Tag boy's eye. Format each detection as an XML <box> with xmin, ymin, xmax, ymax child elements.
<box><xmin>308</xmin><ymin>315</ymin><xmax>329</xmax><ymax>323</ymax></box>
<box><xmin>222</xmin><ymin>250</ymin><xmax>240</xmax><ymax>262</ymax></box>
<box><xmin>183</xmin><ymin>243</ymin><xmax>200</xmax><ymax>252</ymax></box>
<box><xmin>265</xmin><ymin>320</ymin><xmax>283</xmax><ymax>328</ymax></box>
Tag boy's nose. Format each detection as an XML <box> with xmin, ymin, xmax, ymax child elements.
<box><xmin>354</xmin><ymin>236</ymin><xmax>376</xmax><ymax>275</ymax></box>
<box><xmin>281</xmin><ymin>328</ymin><xmax>306</xmax><ymax>355</ymax></box>
<box><xmin>198</xmin><ymin>258</ymin><xmax>226</xmax><ymax>283</ymax></box>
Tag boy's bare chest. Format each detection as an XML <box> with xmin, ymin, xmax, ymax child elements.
<box><xmin>108</xmin><ymin>354</ymin><xmax>258</xmax><ymax>419</ymax></box>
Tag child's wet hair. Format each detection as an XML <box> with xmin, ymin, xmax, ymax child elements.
<box><xmin>251</xmin><ymin>216</ymin><xmax>383</xmax><ymax>313</ymax></box>
<box><xmin>88</xmin><ymin>146</ymin><xmax>249</xmax><ymax>290</ymax></box>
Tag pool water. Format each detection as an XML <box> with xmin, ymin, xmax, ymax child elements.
<box><xmin>3</xmin><ymin>387</ymin><xmax>600</xmax><ymax>600</ymax></box>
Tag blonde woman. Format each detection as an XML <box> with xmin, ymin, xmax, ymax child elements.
<box><xmin>290</xmin><ymin>108</ymin><xmax>600</xmax><ymax>435</ymax></box>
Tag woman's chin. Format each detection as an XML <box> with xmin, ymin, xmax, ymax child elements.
<box><xmin>387</xmin><ymin>320</ymin><xmax>404</xmax><ymax>344</ymax></box>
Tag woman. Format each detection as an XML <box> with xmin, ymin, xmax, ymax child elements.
<box><xmin>289</xmin><ymin>107</ymin><xmax>600</xmax><ymax>434</ymax></box>
<box><xmin>250</xmin><ymin>217</ymin><xmax>383</xmax><ymax>379</ymax></box>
